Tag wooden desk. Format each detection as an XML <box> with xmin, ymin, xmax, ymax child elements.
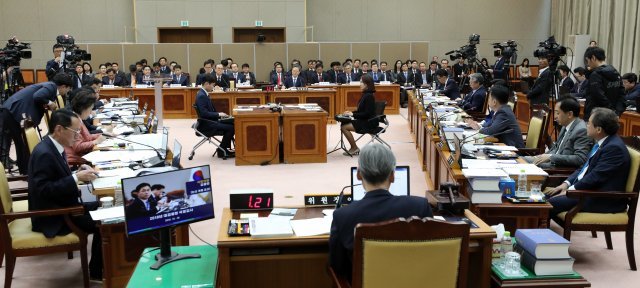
<box><xmin>338</xmin><ymin>84</ymin><xmax>400</xmax><ymax>115</ymax></box>
<box><xmin>206</xmin><ymin>90</ymin><xmax>266</xmax><ymax>116</ymax></box>
<box><xmin>233</xmin><ymin>108</ymin><xmax>280</xmax><ymax>165</ymax></box>
<box><xmin>269</xmin><ymin>89</ymin><xmax>336</xmax><ymax>123</ymax></box>
<box><xmin>281</xmin><ymin>107</ymin><xmax>328</xmax><ymax>163</ymax></box>
<box><xmin>471</xmin><ymin>196</ymin><xmax>553</xmax><ymax>235</ymax></box>
<box><xmin>98</xmin><ymin>221</ymin><xmax>190</xmax><ymax>288</ymax></box>
<box><xmin>216</xmin><ymin>207</ymin><xmax>496</xmax><ymax>288</ymax></box>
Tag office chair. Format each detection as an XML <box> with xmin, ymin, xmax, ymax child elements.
<box><xmin>188</xmin><ymin>104</ymin><xmax>232</xmax><ymax>160</ymax></box>
<box><xmin>329</xmin><ymin>216</ymin><xmax>470</xmax><ymax>288</ymax></box>
<box><xmin>354</xmin><ymin>101</ymin><xmax>391</xmax><ymax>149</ymax></box>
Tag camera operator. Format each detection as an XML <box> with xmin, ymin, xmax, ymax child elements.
<box><xmin>582</xmin><ymin>46</ymin><xmax>626</xmax><ymax>120</ymax></box>
<box><xmin>526</xmin><ymin>55</ymin><xmax>552</xmax><ymax>105</ymax></box>
<box><xmin>45</xmin><ymin>44</ymin><xmax>67</xmax><ymax>81</ymax></box>
<box><xmin>487</xmin><ymin>54</ymin><xmax>507</xmax><ymax>81</ymax></box>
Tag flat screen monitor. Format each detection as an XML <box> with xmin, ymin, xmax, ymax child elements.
<box><xmin>121</xmin><ymin>165</ymin><xmax>214</xmax><ymax>236</ymax></box>
<box><xmin>172</xmin><ymin>139</ymin><xmax>182</xmax><ymax>168</ymax></box>
<box><xmin>350</xmin><ymin>165</ymin><xmax>410</xmax><ymax>201</ymax></box>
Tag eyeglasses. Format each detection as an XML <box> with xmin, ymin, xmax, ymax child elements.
<box><xmin>64</xmin><ymin>126</ymin><xmax>81</xmax><ymax>137</ymax></box>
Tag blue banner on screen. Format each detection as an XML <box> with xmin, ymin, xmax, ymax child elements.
<box><xmin>121</xmin><ymin>165</ymin><xmax>214</xmax><ymax>236</ymax></box>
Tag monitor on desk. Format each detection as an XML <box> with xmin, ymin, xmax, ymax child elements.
<box><xmin>350</xmin><ymin>166</ymin><xmax>410</xmax><ymax>201</ymax></box>
<box><xmin>121</xmin><ymin>165</ymin><xmax>214</xmax><ymax>269</ymax></box>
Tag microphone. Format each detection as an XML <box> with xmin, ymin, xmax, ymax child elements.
<box><xmin>103</xmin><ymin>134</ymin><xmax>165</xmax><ymax>168</ymax></box>
<box><xmin>445</xmin><ymin>50</ymin><xmax>456</xmax><ymax>55</ymax></box>
<box><xmin>336</xmin><ymin>183</ymin><xmax>362</xmax><ymax>209</ymax></box>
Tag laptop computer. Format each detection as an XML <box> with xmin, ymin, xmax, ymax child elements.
<box><xmin>350</xmin><ymin>166</ymin><xmax>410</xmax><ymax>201</ymax></box>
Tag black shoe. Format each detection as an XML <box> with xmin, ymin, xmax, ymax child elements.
<box><xmin>216</xmin><ymin>149</ymin><xmax>235</xmax><ymax>159</ymax></box>
<box><xmin>89</xmin><ymin>273</ymin><xmax>103</xmax><ymax>283</ymax></box>
<box><xmin>401</xmin><ymin>103</ymin><xmax>408</xmax><ymax>108</ymax></box>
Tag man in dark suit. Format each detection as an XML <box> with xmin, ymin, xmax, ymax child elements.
<box><xmin>466</xmin><ymin>84</ymin><xmax>524</xmax><ymax>148</ymax></box>
<box><xmin>102</xmin><ymin>68</ymin><xmax>126</xmax><ymax>86</ymax></box>
<box><xmin>459</xmin><ymin>73</ymin><xmax>487</xmax><ymax>112</ymax></box>
<box><xmin>284</xmin><ymin>66</ymin><xmax>306</xmax><ymax>88</ymax></box>
<box><xmin>327</xmin><ymin>61</ymin><xmax>342</xmax><ymax>84</ymax></box>
<box><xmin>158</xmin><ymin>57</ymin><xmax>171</xmax><ymax>75</ymax></box>
<box><xmin>125</xmin><ymin>183</ymin><xmax>158</xmax><ymax>219</ymax></box>
<box><xmin>170</xmin><ymin>64</ymin><xmax>189</xmax><ymax>86</ymax></box>
<box><xmin>379</xmin><ymin>61</ymin><xmax>392</xmax><ymax>82</ymax></box>
<box><xmin>396</xmin><ymin>63</ymin><xmax>414</xmax><ymax>86</ymax></box>
<box><xmin>571</xmin><ymin>67</ymin><xmax>588</xmax><ymax>99</ymax></box>
<box><xmin>622</xmin><ymin>72</ymin><xmax>640</xmax><ymax>103</ymax></box>
<box><xmin>270</xmin><ymin>62</ymin><xmax>285</xmax><ymax>87</ymax></box>
<box><xmin>213</xmin><ymin>64</ymin><xmax>230</xmax><ymax>89</ymax></box>
<box><xmin>487</xmin><ymin>55</ymin><xmax>507</xmax><ymax>81</ymax></box>
<box><xmin>583</xmin><ymin>47</ymin><xmax>626</xmax><ymax>120</ymax></box>
<box><xmin>72</xmin><ymin>63</ymin><xmax>90</xmax><ymax>89</ymax></box>
<box><xmin>111</xmin><ymin>63</ymin><xmax>127</xmax><ymax>80</ymax></box>
<box><xmin>527</xmin><ymin>56</ymin><xmax>552</xmax><ymax>105</ymax></box>
<box><xmin>452</xmin><ymin>57</ymin><xmax>468</xmax><ymax>84</ymax></box>
<box><xmin>352</xmin><ymin>59</ymin><xmax>363</xmax><ymax>78</ymax></box>
<box><xmin>136</xmin><ymin>65</ymin><xmax>155</xmax><ymax>86</ymax></box>
<box><xmin>435</xmin><ymin>68</ymin><xmax>460</xmax><ymax>100</ymax></box>
<box><xmin>527</xmin><ymin>97</ymin><xmax>593</xmax><ymax>169</ymax></box>
<box><xmin>27</xmin><ymin>109</ymin><xmax>102</xmax><ymax>279</ymax></box>
<box><xmin>195</xmin><ymin>59</ymin><xmax>215</xmax><ymax>86</ymax></box>
<box><xmin>227</xmin><ymin>63</ymin><xmax>242</xmax><ymax>84</ymax></box>
<box><xmin>369</xmin><ymin>63</ymin><xmax>383</xmax><ymax>83</ymax></box>
<box><xmin>548</xmin><ymin>107</ymin><xmax>630</xmax><ymax>216</ymax></box>
<box><xmin>329</xmin><ymin>143</ymin><xmax>432</xmax><ymax>283</ymax></box>
<box><xmin>338</xmin><ymin>64</ymin><xmax>360</xmax><ymax>84</ymax></box>
<box><xmin>558</xmin><ymin>65</ymin><xmax>575</xmax><ymax>93</ymax></box>
<box><xmin>45</xmin><ymin>44</ymin><xmax>67</xmax><ymax>80</ymax></box>
<box><xmin>1</xmin><ymin>73</ymin><xmax>72</xmax><ymax>174</ymax></box>
<box><xmin>239</xmin><ymin>63</ymin><xmax>256</xmax><ymax>86</ymax></box>
<box><xmin>309</xmin><ymin>63</ymin><xmax>329</xmax><ymax>84</ymax></box>
<box><xmin>195</xmin><ymin>74</ymin><xmax>235</xmax><ymax>157</ymax></box>
<box><xmin>415</xmin><ymin>62</ymin><xmax>429</xmax><ymax>88</ymax></box>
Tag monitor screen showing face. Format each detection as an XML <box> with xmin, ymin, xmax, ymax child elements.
<box><xmin>350</xmin><ymin>166</ymin><xmax>410</xmax><ymax>201</ymax></box>
<box><xmin>121</xmin><ymin>165</ymin><xmax>214</xmax><ymax>235</ymax></box>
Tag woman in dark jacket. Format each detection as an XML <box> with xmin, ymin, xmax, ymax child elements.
<box><xmin>340</xmin><ymin>74</ymin><xmax>377</xmax><ymax>155</ymax></box>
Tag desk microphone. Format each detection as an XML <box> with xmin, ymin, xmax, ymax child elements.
<box><xmin>103</xmin><ymin>134</ymin><xmax>165</xmax><ymax>168</ymax></box>
<box><xmin>336</xmin><ymin>183</ymin><xmax>362</xmax><ymax>209</ymax></box>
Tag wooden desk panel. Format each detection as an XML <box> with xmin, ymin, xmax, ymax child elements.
<box><xmin>161</xmin><ymin>88</ymin><xmax>192</xmax><ymax>119</ymax></box>
<box><xmin>302</xmin><ymin>90</ymin><xmax>335</xmax><ymax>121</ymax></box>
<box><xmin>35</xmin><ymin>69</ymin><xmax>47</xmax><ymax>83</ymax></box>
<box><xmin>341</xmin><ymin>84</ymin><xmax>400</xmax><ymax>115</ymax></box>
<box><xmin>98</xmin><ymin>88</ymin><xmax>129</xmax><ymax>100</ymax></box>
<box><xmin>270</xmin><ymin>91</ymin><xmax>302</xmax><ymax>104</ymax></box>
<box><xmin>233</xmin><ymin>108</ymin><xmax>280</xmax><ymax>165</ymax></box>
<box><xmin>622</xmin><ymin>111</ymin><xmax>640</xmax><ymax>136</ymax></box>
<box><xmin>20</xmin><ymin>69</ymin><xmax>35</xmax><ymax>85</ymax></box>
<box><xmin>282</xmin><ymin>108</ymin><xmax>328</xmax><ymax>163</ymax></box>
<box><xmin>208</xmin><ymin>90</ymin><xmax>267</xmax><ymax>116</ymax></box>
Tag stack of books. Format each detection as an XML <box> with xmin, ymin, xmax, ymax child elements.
<box><xmin>514</xmin><ymin>229</ymin><xmax>574</xmax><ymax>276</ymax></box>
<box><xmin>462</xmin><ymin>168</ymin><xmax>508</xmax><ymax>204</ymax></box>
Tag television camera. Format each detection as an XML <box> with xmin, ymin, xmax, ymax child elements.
<box><xmin>56</xmin><ymin>34</ymin><xmax>91</xmax><ymax>64</ymax></box>
<box><xmin>492</xmin><ymin>40</ymin><xmax>518</xmax><ymax>60</ymax></box>
<box><xmin>446</xmin><ymin>34</ymin><xmax>480</xmax><ymax>63</ymax></box>
<box><xmin>0</xmin><ymin>37</ymin><xmax>31</xmax><ymax>66</ymax></box>
<box><xmin>533</xmin><ymin>36</ymin><xmax>566</xmax><ymax>68</ymax></box>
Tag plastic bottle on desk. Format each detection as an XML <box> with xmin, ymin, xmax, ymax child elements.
<box><xmin>500</xmin><ymin>231</ymin><xmax>514</xmax><ymax>267</ymax></box>
<box><xmin>516</xmin><ymin>169</ymin><xmax>528</xmax><ymax>198</ymax></box>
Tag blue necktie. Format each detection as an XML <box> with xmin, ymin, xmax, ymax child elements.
<box><xmin>374</xmin><ymin>73</ymin><xmax>377</xmax><ymax>81</ymax></box>
<box><xmin>145</xmin><ymin>201</ymin><xmax>150</xmax><ymax>211</ymax></box>
<box><xmin>578</xmin><ymin>143</ymin><xmax>600</xmax><ymax>177</ymax></box>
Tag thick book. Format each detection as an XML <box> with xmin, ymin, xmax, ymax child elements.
<box><xmin>470</xmin><ymin>190</ymin><xmax>502</xmax><ymax>204</ymax></box>
<box><xmin>470</xmin><ymin>178</ymin><xmax>500</xmax><ymax>191</ymax></box>
<box><xmin>515</xmin><ymin>244</ymin><xmax>575</xmax><ymax>276</ymax></box>
<box><xmin>249</xmin><ymin>217</ymin><xmax>294</xmax><ymax>238</ymax></box>
<box><xmin>515</xmin><ymin>229</ymin><xmax>570</xmax><ymax>259</ymax></box>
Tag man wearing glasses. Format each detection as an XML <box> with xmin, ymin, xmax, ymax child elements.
<box><xmin>28</xmin><ymin>108</ymin><xmax>104</xmax><ymax>281</ymax></box>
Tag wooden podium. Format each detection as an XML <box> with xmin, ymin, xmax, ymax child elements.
<box><xmin>233</xmin><ymin>108</ymin><xmax>280</xmax><ymax>165</ymax></box>
<box><xmin>282</xmin><ymin>107</ymin><xmax>328</xmax><ymax>163</ymax></box>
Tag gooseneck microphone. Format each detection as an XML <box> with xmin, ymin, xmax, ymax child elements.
<box><xmin>103</xmin><ymin>134</ymin><xmax>165</xmax><ymax>167</ymax></box>
<box><xmin>336</xmin><ymin>183</ymin><xmax>362</xmax><ymax>209</ymax></box>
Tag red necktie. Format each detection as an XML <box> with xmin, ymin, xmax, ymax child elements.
<box><xmin>319</xmin><ymin>74</ymin><xmax>322</xmax><ymax>81</ymax></box>
<box><xmin>278</xmin><ymin>73</ymin><xmax>282</xmax><ymax>85</ymax></box>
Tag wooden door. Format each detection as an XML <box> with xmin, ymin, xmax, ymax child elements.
<box><xmin>158</xmin><ymin>28</ymin><xmax>213</xmax><ymax>43</ymax></box>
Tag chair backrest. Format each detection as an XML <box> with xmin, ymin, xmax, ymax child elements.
<box><xmin>624</xmin><ymin>137</ymin><xmax>640</xmax><ymax>193</ymax></box>
<box><xmin>0</xmin><ymin>163</ymin><xmax>13</xmax><ymax>215</ymax></box>
<box><xmin>192</xmin><ymin>104</ymin><xmax>203</xmax><ymax>118</ymax></box>
<box><xmin>525</xmin><ymin>116</ymin><xmax>543</xmax><ymax>149</ymax></box>
<box><xmin>352</xmin><ymin>217</ymin><xmax>470</xmax><ymax>288</ymax></box>
<box><xmin>57</xmin><ymin>95</ymin><xmax>65</xmax><ymax>109</ymax></box>
<box><xmin>525</xmin><ymin>104</ymin><xmax>550</xmax><ymax>151</ymax></box>
<box><xmin>24</xmin><ymin>126</ymin><xmax>40</xmax><ymax>154</ymax></box>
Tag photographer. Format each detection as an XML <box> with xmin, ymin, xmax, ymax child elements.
<box><xmin>45</xmin><ymin>44</ymin><xmax>67</xmax><ymax>81</ymax></box>
<box><xmin>583</xmin><ymin>47</ymin><xmax>626</xmax><ymax>120</ymax></box>
<box><xmin>526</xmin><ymin>56</ymin><xmax>552</xmax><ymax>105</ymax></box>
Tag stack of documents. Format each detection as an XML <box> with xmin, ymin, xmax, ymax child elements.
<box><xmin>462</xmin><ymin>168</ymin><xmax>509</xmax><ymax>204</ymax></box>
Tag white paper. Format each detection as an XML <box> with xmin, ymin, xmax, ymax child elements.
<box><xmin>462</xmin><ymin>168</ymin><xmax>509</xmax><ymax>178</ymax></box>
<box><xmin>91</xmin><ymin>176</ymin><xmax>122</xmax><ymax>189</ymax></box>
<box><xmin>89</xmin><ymin>206</ymin><xmax>124</xmax><ymax>221</ymax></box>
<box><xmin>290</xmin><ymin>217</ymin><xmax>332</xmax><ymax>237</ymax></box>
<box><xmin>96</xmin><ymin>167</ymin><xmax>136</xmax><ymax>178</ymax></box>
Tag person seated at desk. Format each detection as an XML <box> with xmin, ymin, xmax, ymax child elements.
<box><xmin>457</xmin><ymin>73</ymin><xmax>487</xmax><ymax>112</ymax></box>
<box><xmin>226</xmin><ymin>63</ymin><xmax>241</xmax><ymax>84</ymax></box>
<box><xmin>196</xmin><ymin>59</ymin><xmax>215</xmax><ymax>86</ymax></box>
<box><xmin>136</xmin><ymin>65</ymin><xmax>154</xmax><ymax>86</ymax></box>
<box><xmin>270</xmin><ymin>62</ymin><xmax>285</xmax><ymax>87</ymax></box>
<box><xmin>102</xmin><ymin>68</ymin><xmax>126</xmax><ymax>86</ymax></box>
<box><xmin>571</xmin><ymin>67</ymin><xmax>588</xmax><ymax>99</ymax></box>
<box><xmin>369</xmin><ymin>63</ymin><xmax>383</xmax><ymax>83</ymax></box>
<box><xmin>547</xmin><ymin>107</ymin><xmax>630</xmax><ymax>217</ymax></box>
<box><xmin>526</xmin><ymin>97</ymin><xmax>593</xmax><ymax>169</ymax></box>
<box><xmin>195</xmin><ymin>74</ymin><xmax>235</xmax><ymax>158</ymax></box>
<box><xmin>126</xmin><ymin>64</ymin><xmax>137</xmax><ymax>86</ymax></box>
<box><xmin>239</xmin><ymin>63</ymin><xmax>256</xmax><ymax>86</ymax></box>
<box><xmin>558</xmin><ymin>65</ymin><xmax>575</xmax><ymax>93</ymax></box>
<box><xmin>465</xmin><ymin>84</ymin><xmax>524</xmax><ymax>148</ymax></box>
<box><xmin>309</xmin><ymin>63</ymin><xmax>329</xmax><ymax>84</ymax></box>
<box><xmin>170</xmin><ymin>64</ymin><xmax>189</xmax><ymax>86</ymax></box>
<box><xmin>284</xmin><ymin>66</ymin><xmax>306</xmax><ymax>88</ymax></box>
<box><xmin>327</xmin><ymin>61</ymin><xmax>342</xmax><ymax>84</ymax></box>
<box><xmin>28</xmin><ymin>109</ymin><xmax>102</xmax><ymax>280</ymax></box>
<box><xmin>622</xmin><ymin>72</ymin><xmax>640</xmax><ymax>103</ymax></box>
<box><xmin>213</xmin><ymin>64</ymin><xmax>230</xmax><ymax>89</ymax></box>
<box><xmin>329</xmin><ymin>143</ymin><xmax>433</xmax><ymax>283</ymax></box>
<box><xmin>339</xmin><ymin>74</ymin><xmax>378</xmax><ymax>156</ymax></box>
<box><xmin>435</xmin><ymin>68</ymin><xmax>460</xmax><ymax>100</ymax></box>
<box><xmin>64</xmin><ymin>89</ymin><xmax>105</xmax><ymax>164</ymax></box>
<box><xmin>338</xmin><ymin>64</ymin><xmax>360</xmax><ymax>84</ymax></box>
<box><xmin>126</xmin><ymin>182</ymin><xmax>159</xmax><ymax>219</ymax></box>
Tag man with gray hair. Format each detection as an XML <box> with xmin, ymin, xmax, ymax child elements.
<box><xmin>329</xmin><ymin>143</ymin><xmax>433</xmax><ymax>283</ymax></box>
<box><xmin>458</xmin><ymin>73</ymin><xmax>487</xmax><ymax>112</ymax></box>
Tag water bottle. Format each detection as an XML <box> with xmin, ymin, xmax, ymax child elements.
<box><xmin>500</xmin><ymin>231</ymin><xmax>513</xmax><ymax>267</ymax></box>
<box><xmin>516</xmin><ymin>169</ymin><xmax>528</xmax><ymax>198</ymax></box>
<box><xmin>114</xmin><ymin>180</ymin><xmax>124</xmax><ymax>207</ymax></box>
<box><xmin>432</xmin><ymin>80</ymin><xmax>436</xmax><ymax>90</ymax></box>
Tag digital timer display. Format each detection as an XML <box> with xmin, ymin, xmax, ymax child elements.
<box><xmin>229</xmin><ymin>192</ymin><xmax>274</xmax><ymax>211</ymax></box>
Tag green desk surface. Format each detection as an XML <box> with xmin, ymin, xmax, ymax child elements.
<box><xmin>127</xmin><ymin>245</ymin><xmax>218</xmax><ymax>288</ymax></box>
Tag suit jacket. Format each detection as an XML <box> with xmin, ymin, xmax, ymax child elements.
<box><xmin>566</xmin><ymin>134</ymin><xmax>630</xmax><ymax>213</ymax></box>
<box><xmin>479</xmin><ymin>104</ymin><xmax>524</xmax><ymax>148</ymax></box>
<box><xmin>284</xmin><ymin>76</ymin><xmax>306</xmax><ymax>88</ymax></box>
<box><xmin>453</xmin><ymin>63</ymin><xmax>468</xmax><ymax>83</ymax></box>
<box><xmin>45</xmin><ymin>59</ymin><xmax>67</xmax><ymax>81</ymax></box>
<box><xmin>571</xmin><ymin>79</ymin><xmax>588</xmax><ymax>98</ymax></box>
<box><xmin>329</xmin><ymin>189</ymin><xmax>432</xmax><ymax>282</ymax></box>
<box><xmin>493</xmin><ymin>57</ymin><xmax>507</xmax><ymax>80</ymax></box>
<box><xmin>159</xmin><ymin>66</ymin><xmax>171</xmax><ymax>75</ymax></box>
<box><xmin>213</xmin><ymin>73</ymin><xmax>230</xmax><ymax>88</ymax></box>
<box><xmin>102</xmin><ymin>76</ymin><xmax>127</xmax><ymax>87</ymax></box>
<box><xmin>270</xmin><ymin>72</ymin><xmax>286</xmax><ymax>86</ymax></box>
<box><xmin>136</xmin><ymin>74</ymin><xmax>155</xmax><ymax>86</ymax></box>
<box><xmin>28</xmin><ymin>136</ymin><xmax>80</xmax><ymax>238</ymax></box>
<box><xmin>125</xmin><ymin>198</ymin><xmax>158</xmax><ymax>219</ymax></box>
<box><xmin>327</xmin><ymin>70</ymin><xmax>341</xmax><ymax>84</ymax></box>
<box><xmin>195</xmin><ymin>88</ymin><xmax>228</xmax><ymax>135</ymax></box>
<box><xmin>380</xmin><ymin>70</ymin><xmax>392</xmax><ymax>82</ymax></box>
<box><xmin>369</xmin><ymin>71</ymin><xmax>383</xmax><ymax>83</ymax></box>
<box><xmin>460</xmin><ymin>86</ymin><xmax>487</xmax><ymax>112</ymax></box>
<box><xmin>195</xmin><ymin>72</ymin><xmax>214</xmax><ymax>86</ymax></box>
<box><xmin>546</xmin><ymin>119</ymin><xmax>593</xmax><ymax>168</ymax></box>
<box><xmin>72</xmin><ymin>73</ymin><xmax>90</xmax><ymax>89</ymax></box>
<box><xmin>337</xmin><ymin>72</ymin><xmax>360</xmax><ymax>84</ymax></box>
<box><xmin>239</xmin><ymin>72</ymin><xmax>256</xmax><ymax>85</ymax></box>
<box><xmin>227</xmin><ymin>72</ymin><xmax>242</xmax><ymax>82</ymax></box>
<box><xmin>171</xmin><ymin>74</ymin><xmax>189</xmax><ymax>86</ymax></box>
<box><xmin>309</xmin><ymin>72</ymin><xmax>330</xmax><ymax>84</ymax></box>
<box><xmin>440</xmin><ymin>78</ymin><xmax>461</xmax><ymax>100</ymax></box>
<box><xmin>560</xmin><ymin>77</ymin><xmax>575</xmax><ymax>92</ymax></box>
<box><xmin>625</xmin><ymin>84</ymin><xmax>640</xmax><ymax>101</ymax></box>
<box><xmin>125</xmin><ymin>72</ymin><xmax>137</xmax><ymax>86</ymax></box>
<box><xmin>351</xmin><ymin>90</ymin><xmax>378</xmax><ymax>133</ymax></box>
<box><xmin>415</xmin><ymin>71</ymin><xmax>429</xmax><ymax>87</ymax></box>
<box><xmin>1</xmin><ymin>82</ymin><xmax>58</xmax><ymax>125</ymax></box>
<box><xmin>527</xmin><ymin>68</ymin><xmax>552</xmax><ymax>105</ymax></box>
<box><xmin>396</xmin><ymin>71</ymin><xmax>414</xmax><ymax>86</ymax></box>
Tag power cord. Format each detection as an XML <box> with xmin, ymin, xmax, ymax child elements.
<box><xmin>188</xmin><ymin>225</ymin><xmax>217</xmax><ymax>249</ymax></box>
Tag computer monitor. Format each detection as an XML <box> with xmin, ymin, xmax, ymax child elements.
<box><xmin>172</xmin><ymin>139</ymin><xmax>182</xmax><ymax>168</ymax></box>
<box><xmin>121</xmin><ymin>165</ymin><xmax>214</xmax><ymax>269</ymax></box>
<box><xmin>350</xmin><ymin>165</ymin><xmax>410</xmax><ymax>201</ymax></box>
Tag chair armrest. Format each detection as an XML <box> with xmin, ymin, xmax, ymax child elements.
<box><xmin>1</xmin><ymin>206</ymin><xmax>85</xmax><ymax>221</ymax></box>
<box><xmin>327</xmin><ymin>266</ymin><xmax>351</xmax><ymax>288</ymax></box>
<box><xmin>7</xmin><ymin>175</ymin><xmax>28</xmax><ymax>182</ymax></box>
<box><xmin>544</xmin><ymin>175</ymin><xmax>569</xmax><ymax>188</ymax></box>
<box><xmin>543</xmin><ymin>167</ymin><xmax>576</xmax><ymax>175</ymax></box>
<box><xmin>517</xmin><ymin>148</ymin><xmax>540</xmax><ymax>156</ymax></box>
<box><xmin>10</xmin><ymin>187</ymin><xmax>29</xmax><ymax>201</ymax></box>
<box><xmin>566</xmin><ymin>190</ymin><xmax>639</xmax><ymax>199</ymax></box>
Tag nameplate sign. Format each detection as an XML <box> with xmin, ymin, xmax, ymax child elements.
<box><xmin>135</xmin><ymin>84</ymin><xmax>150</xmax><ymax>89</ymax></box>
<box><xmin>170</xmin><ymin>84</ymin><xmax>183</xmax><ymax>88</ymax></box>
<box><xmin>102</xmin><ymin>85</ymin><xmax>115</xmax><ymax>89</ymax></box>
<box><xmin>304</xmin><ymin>194</ymin><xmax>351</xmax><ymax>207</ymax></box>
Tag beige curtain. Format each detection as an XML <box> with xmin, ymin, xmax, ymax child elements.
<box><xmin>551</xmin><ymin>0</ymin><xmax>639</xmax><ymax>74</ymax></box>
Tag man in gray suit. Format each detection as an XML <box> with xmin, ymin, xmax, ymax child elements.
<box><xmin>526</xmin><ymin>97</ymin><xmax>593</xmax><ymax>169</ymax></box>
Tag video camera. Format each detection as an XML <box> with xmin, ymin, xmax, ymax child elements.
<box><xmin>56</xmin><ymin>34</ymin><xmax>91</xmax><ymax>63</ymax></box>
<box><xmin>492</xmin><ymin>40</ymin><xmax>518</xmax><ymax>59</ymax></box>
<box><xmin>533</xmin><ymin>36</ymin><xmax>566</xmax><ymax>67</ymax></box>
<box><xmin>0</xmin><ymin>37</ymin><xmax>32</xmax><ymax>66</ymax></box>
<box><xmin>447</xmin><ymin>34</ymin><xmax>480</xmax><ymax>63</ymax></box>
